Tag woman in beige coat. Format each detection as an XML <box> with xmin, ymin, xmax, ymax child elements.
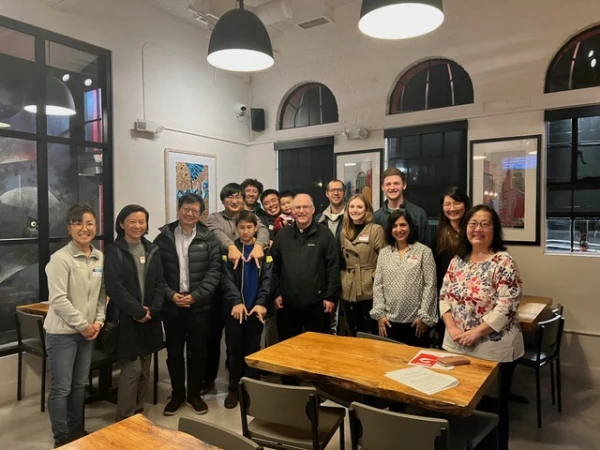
<box><xmin>340</xmin><ymin>194</ymin><xmax>385</xmax><ymax>336</ymax></box>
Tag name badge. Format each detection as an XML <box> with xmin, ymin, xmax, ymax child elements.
<box><xmin>358</xmin><ymin>233</ymin><xmax>369</xmax><ymax>242</ymax></box>
<box><xmin>268</xmin><ymin>224</ymin><xmax>274</xmax><ymax>231</ymax></box>
<box><xmin>92</xmin><ymin>268</ymin><xmax>103</xmax><ymax>278</ymax></box>
<box><xmin>408</xmin><ymin>255</ymin><xmax>420</xmax><ymax>263</ymax></box>
<box><xmin>140</xmin><ymin>256</ymin><xmax>146</xmax><ymax>264</ymax></box>
<box><xmin>307</xmin><ymin>243</ymin><xmax>316</xmax><ymax>247</ymax></box>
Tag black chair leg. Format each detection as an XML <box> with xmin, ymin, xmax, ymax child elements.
<box><xmin>535</xmin><ymin>367</ymin><xmax>542</xmax><ymax>428</ymax></box>
<box><xmin>339</xmin><ymin>418</ymin><xmax>345</xmax><ymax>450</ymax></box>
<box><xmin>41</xmin><ymin>355</ymin><xmax>47</xmax><ymax>413</ymax></box>
<box><xmin>153</xmin><ymin>351</ymin><xmax>159</xmax><ymax>405</ymax></box>
<box><xmin>17</xmin><ymin>350</ymin><xmax>22</xmax><ymax>401</ymax></box>
<box><xmin>556</xmin><ymin>358</ymin><xmax>562</xmax><ymax>413</ymax></box>
<box><xmin>550</xmin><ymin>361</ymin><xmax>556</xmax><ymax>406</ymax></box>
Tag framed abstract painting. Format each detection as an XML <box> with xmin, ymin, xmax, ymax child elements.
<box><xmin>164</xmin><ymin>149</ymin><xmax>217</xmax><ymax>222</ymax></box>
<box><xmin>335</xmin><ymin>148</ymin><xmax>383</xmax><ymax>208</ymax></box>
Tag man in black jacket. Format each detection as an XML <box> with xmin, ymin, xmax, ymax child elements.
<box><xmin>271</xmin><ymin>193</ymin><xmax>341</xmax><ymax>344</ymax></box>
<box><xmin>153</xmin><ymin>194</ymin><xmax>221</xmax><ymax>416</ymax></box>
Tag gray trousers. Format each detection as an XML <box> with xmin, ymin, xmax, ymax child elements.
<box><xmin>261</xmin><ymin>316</ymin><xmax>279</xmax><ymax>348</ymax></box>
<box><xmin>115</xmin><ymin>355</ymin><xmax>151</xmax><ymax>422</ymax></box>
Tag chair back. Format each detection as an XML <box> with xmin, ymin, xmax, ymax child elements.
<box><xmin>15</xmin><ymin>311</ymin><xmax>45</xmax><ymax>350</ymax></box>
<box><xmin>349</xmin><ymin>402</ymin><xmax>449</xmax><ymax>450</ymax></box>
<box><xmin>356</xmin><ymin>332</ymin><xmax>403</xmax><ymax>345</ymax></box>
<box><xmin>239</xmin><ymin>377</ymin><xmax>317</xmax><ymax>430</ymax></box>
<box><xmin>552</xmin><ymin>303</ymin><xmax>564</xmax><ymax>317</ymax></box>
<box><xmin>178</xmin><ymin>417</ymin><xmax>261</xmax><ymax>450</ymax></box>
<box><xmin>536</xmin><ymin>315</ymin><xmax>565</xmax><ymax>357</ymax></box>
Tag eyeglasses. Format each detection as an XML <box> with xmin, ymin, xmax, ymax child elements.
<box><xmin>327</xmin><ymin>188</ymin><xmax>344</xmax><ymax>193</ymax></box>
<box><xmin>181</xmin><ymin>207</ymin><xmax>201</xmax><ymax>216</ymax></box>
<box><xmin>69</xmin><ymin>222</ymin><xmax>96</xmax><ymax>229</ymax></box>
<box><xmin>443</xmin><ymin>202</ymin><xmax>464</xmax><ymax>210</ymax></box>
<box><xmin>226</xmin><ymin>194</ymin><xmax>243</xmax><ymax>202</ymax></box>
<box><xmin>294</xmin><ymin>205</ymin><xmax>313</xmax><ymax>211</ymax></box>
<box><xmin>467</xmin><ymin>221</ymin><xmax>492</xmax><ymax>230</ymax></box>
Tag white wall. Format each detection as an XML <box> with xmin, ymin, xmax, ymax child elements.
<box><xmin>248</xmin><ymin>0</ymin><xmax>600</xmax><ymax>384</ymax></box>
<box><xmin>0</xmin><ymin>0</ymin><xmax>251</xmax><ymax>404</ymax></box>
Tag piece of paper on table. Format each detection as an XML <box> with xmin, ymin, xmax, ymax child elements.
<box><xmin>408</xmin><ymin>349</ymin><xmax>460</xmax><ymax>370</ymax></box>
<box><xmin>385</xmin><ymin>366</ymin><xmax>460</xmax><ymax>395</ymax></box>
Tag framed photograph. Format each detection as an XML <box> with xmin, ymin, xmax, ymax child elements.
<box><xmin>335</xmin><ymin>149</ymin><xmax>384</xmax><ymax>208</ymax></box>
<box><xmin>164</xmin><ymin>148</ymin><xmax>217</xmax><ymax>222</ymax></box>
<box><xmin>470</xmin><ymin>135</ymin><xmax>541</xmax><ymax>245</ymax></box>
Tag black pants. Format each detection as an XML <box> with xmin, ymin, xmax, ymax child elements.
<box><xmin>162</xmin><ymin>309</ymin><xmax>210</xmax><ymax>400</ymax></box>
<box><xmin>205</xmin><ymin>305</ymin><xmax>226</xmax><ymax>384</ymax></box>
<box><xmin>225</xmin><ymin>314</ymin><xmax>263</xmax><ymax>392</ymax></box>
<box><xmin>277</xmin><ymin>301</ymin><xmax>329</xmax><ymax>342</ymax></box>
<box><xmin>477</xmin><ymin>362</ymin><xmax>515</xmax><ymax>450</ymax></box>
<box><xmin>387</xmin><ymin>321</ymin><xmax>430</xmax><ymax>347</ymax></box>
<box><xmin>342</xmin><ymin>300</ymin><xmax>375</xmax><ymax>336</ymax></box>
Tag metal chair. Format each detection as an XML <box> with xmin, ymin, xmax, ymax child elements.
<box><xmin>516</xmin><ymin>315</ymin><xmax>565</xmax><ymax>428</ymax></box>
<box><xmin>179</xmin><ymin>417</ymin><xmax>262</xmax><ymax>450</ymax></box>
<box><xmin>14</xmin><ymin>311</ymin><xmax>47</xmax><ymax>412</ymax></box>
<box><xmin>356</xmin><ymin>332</ymin><xmax>404</xmax><ymax>345</ymax></box>
<box><xmin>349</xmin><ymin>401</ymin><xmax>499</xmax><ymax>450</ymax></box>
<box><xmin>552</xmin><ymin>303</ymin><xmax>564</xmax><ymax>317</ymax></box>
<box><xmin>239</xmin><ymin>377</ymin><xmax>346</xmax><ymax>450</ymax></box>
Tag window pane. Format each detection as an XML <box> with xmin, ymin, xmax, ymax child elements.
<box><xmin>574</xmin><ymin>217</ymin><xmax>600</xmax><ymax>253</ymax></box>
<box><xmin>0</xmin><ymin>244</ymin><xmax>39</xmax><ymax>345</ymax></box>
<box><xmin>48</xmin><ymin>143</ymin><xmax>105</xmax><ymax>237</ymax></box>
<box><xmin>545</xmin><ymin>218</ymin><xmax>572</xmax><ymax>253</ymax></box>
<box><xmin>422</xmin><ymin>133</ymin><xmax>443</xmax><ymax>158</ymax></box>
<box><xmin>0</xmin><ymin>26</ymin><xmax>36</xmax><ymax>133</ymax></box>
<box><xmin>427</xmin><ymin>62</ymin><xmax>452</xmax><ymax>110</ymax></box>
<box><xmin>578</xmin><ymin>116</ymin><xmax>600</xmax><ymax>143</ymax></box>
<box><xmin>444</xmin><ymin>131</ymin><xmax>463</xmax><ymax>155</ymax></box>
<box><xmin>46</xmin><ymin>41</ymin><xmax>105</xmax><ymax>142</ymax></box>
<box><xmin>0</xmin><ymin>137</ymin><xmax>38</xmax><ymax>239</ymax></box>
<box><xmin>399</xmin><ymin>135</ymin><xmax>420</xmax><ymax>158</ymax></box>
<box><xmin>577</xmin><ymin>145</ymin><xmax>600</xmax><ymax>180</ymax></box>
<box><xmin>401</xmin><ymin>68</ymin><xmax>427</xmax><ymax>112</ymax></box>
<box><xmin>547</xmin><ymin>146</ymin><xmax>572</xmax><ymax>183</ymax></box>
<box><xmin>546</xmin><ymin>187</ymin><xmax>572</xmax><ymax>214</ymax></box>
<box><xmin>572</xmin><ymin>34</ymin><xmax>600</xmax><ymax>90</ymax></box>
<box><xmin>574</xmin><ymin>188</ymin><xmax>600</xmax><ymax>212</ymax></box>
<box><xmin>547</xmin><ymin>119</ymin><xmax>572</xmax><ymax>145</ymax></box>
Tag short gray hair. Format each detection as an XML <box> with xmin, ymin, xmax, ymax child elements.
<box><xmin>292</xmin><ymin>193</ymin><xmax>314</xmax><ymax>208</ymax></box>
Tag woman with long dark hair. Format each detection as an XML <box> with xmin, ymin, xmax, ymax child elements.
<box><xmin>105</xmin><ymin>204</ymin><xmax>164</xmax><ymax>422</ymax></box>
<box><xmin>439</xmin><ymin>204</ymin><xmax>523</xmax><ymax>450</ymax></box>
<box><xmin>433</xmin><ymin>187</ymin><xmax>471</xmax><ymax>345</ymax></box>
<box><xmin>370</xmin><ymin>209</ymin><xmax>437</xmax><ymax>346</ymax></box>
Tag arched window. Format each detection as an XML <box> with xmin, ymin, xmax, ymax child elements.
<box><xmin>546</xmin><ymin>25</ymin><xmax>600</xmax><ymax>93</ymax></box>
<box><xmin>389</xmin><ymin>59</ymin><xmax>473</xmax><ymax>114</ymax></box>
<box><xmin>279</xmin><ymin>82</ymin><xmax>338</xmax><ymax>130</ymax></box>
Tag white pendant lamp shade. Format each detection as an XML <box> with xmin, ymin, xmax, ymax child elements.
<box><xmin>207</xmin><ymin>6</ymin><xmax>274</xmax><ymax>72</ymax></box>
<box><xmin>359</xmin><ymin>0</ymin><xmax>444</xmax><ymax>40</ymax></box>
<box><xmin>0</xmin><ymin>122</ymin><xmax>10</xmax><ymax>128</ymax></box>
<box><xmin>24</xmin><ymin>76</ymin><xmax>76</xmax><ymax>116</ymax></box>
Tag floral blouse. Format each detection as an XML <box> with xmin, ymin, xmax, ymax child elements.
<box><xmin>439</xmin><ymin>251</ymin><xmax>524</xmax><ymax>362</ymax></box>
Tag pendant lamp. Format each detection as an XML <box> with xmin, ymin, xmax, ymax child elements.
<box><xmin>207</xmin><ymin>0</ymin><xmax>274</xmax><ymax>72</ymax></box>
<box><xmin>24</xmin><ymin>75</ymin><xmax>76</xmax><ymax>116</ymax></box>
<box><xmin>359</xmin><ymin>0</ymin><xmax>444</xmax><ymax>40</ymax></box>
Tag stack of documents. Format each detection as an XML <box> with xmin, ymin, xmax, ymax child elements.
<box><xmin>385</xmin><ymin>366</ymin><xmax>459</xmax><ymax>395</ymax></box>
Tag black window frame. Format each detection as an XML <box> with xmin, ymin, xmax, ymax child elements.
<box><xmin>0</xmin><ymin>15</ymin><xmax>114</xmax><ymax>355</ymax></box>
<box><xmin>278</xmin><ymin>83</ymin><xmax>339</xmax><ymax>130</ymax></box>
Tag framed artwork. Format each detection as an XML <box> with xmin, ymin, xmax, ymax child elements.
<box><xmin>469</xmin><ymin>135</ymin><xmax>541</xmax><ymax>245</ymax></box>
<box><xmin>335</xmin><ymin>149</ymin><xmax>383</xmax><ymax>208</ymax></box>
<box><xmin>164</xmin><ymin>148</ymin><xmax>217</xmax><ymax>222</ymax></box>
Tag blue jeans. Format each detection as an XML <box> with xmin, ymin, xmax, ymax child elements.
<box><xmin>46</xmin><ymin>333</ymin><xmax>93</xmax><ymax>442</ymax></box>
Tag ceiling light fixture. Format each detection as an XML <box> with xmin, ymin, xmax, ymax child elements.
<box><xmin>0</xmin><ymin>122</ymin><xmax>10</xmax><ymax>128</ymax></box>
<box><xmin>207</xmin><ymin>0</ymin><xmax>274</xmax><ymax>72</ymax></box>
<box><xmin>359</xmin><ymin>0</ymin><xmax>444</xmax><ymax>39</ymax></box>
<box><xmin>24</xmin><ymin>76</ymin><xmax>76</xmax><ymax>116</ymax></box>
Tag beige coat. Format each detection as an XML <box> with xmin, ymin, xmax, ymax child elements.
<box><xmin>340</xmin><ymin>222</ymin><xmax>385</xmax><ymax>302</ymax></box>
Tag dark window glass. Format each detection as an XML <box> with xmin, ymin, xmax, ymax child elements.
<box><xmin>390</xmin><ymin>59</ymin><xmax>474</xmax><ymax>115</ymax></box>
<box><xmin>279</xmin><ymin>83</ymin><xmax>338</xmax><ymax>130</ymax></box>
<box><xmin>278</xmin><ymin>144</ymin><xmax>334</xmax><ymax>213</ymax></box>
<box><xmin>547</xmin><ymin>146</ymin><xmax>571</xmax><ymax>183</ymax></box>
<box><xmin>546</xmin><ymin>25</ymin><xmax>600</xmax><ymax>93</ymax></box>
<box><xmin>387</xmin><ymin>126</ymin><xmax>467</xmax><ymax>218</ymax></box>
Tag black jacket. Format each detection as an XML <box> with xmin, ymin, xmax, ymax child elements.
<box><xmin>104</xmin><ymin>237</ymin><xmax>164</xmax><ymax>361</ymax></box>
<box><xmin>259</xmin><ymin>214</ymin><xmax>277</xmax><ymax>242</ymax></box>
<box><xmin>153</xmin><ymin>221</ymin><xmax>222</xmax><ymax>316</ymax></box>
<box><xmin>271</xmin><ymin>220</ymin><xmax>341</xmax><ymax>308</ymax></box>
<box><xmin>221</xmin><ymin>239</ymin><xmax>273</xmax><ymax>311</ymax></box>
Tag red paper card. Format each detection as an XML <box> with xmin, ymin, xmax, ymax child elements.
<box><xmin>409</xmin><ymin>352</ymin><xmax>439</xmax><ymax>367</ymax></box>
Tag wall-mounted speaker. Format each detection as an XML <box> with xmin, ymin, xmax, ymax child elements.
<box><xmin>251</xmin><ymin>108</ymin><xmax>265</xmax><ymax>132</ymax></box>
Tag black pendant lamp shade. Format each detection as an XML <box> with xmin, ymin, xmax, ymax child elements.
<box><xmin>359</xmin><ymin>0</ymin><xmax>444</xmax><ymax>39</ymax></box>
<box><xmin>207</xmin><ymin>3</ymin><xmax>274</xmax><ymax>72</ymax></box>
<box><xmin>24</xmin><ymin>75</ymin><xmax>76</xmax><ymax>116</ymax></box>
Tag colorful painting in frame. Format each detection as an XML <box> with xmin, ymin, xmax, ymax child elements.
<box><xmin>335</xmin><ymin>149</ymin><xmax>383</xmax><ymax>208</ymax></box>
<box><xmin>165</xmin><ymin>149</ymin><xmax>217</xmax><ymax>222</ymax></box>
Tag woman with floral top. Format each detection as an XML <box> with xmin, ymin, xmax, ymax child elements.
<box><xmin>370</xmin><ymin>209</ymin><xmax>437</xmax><ymax>346</ymax></box>
<box><xmin>439</xmin><ymin>204</ymin><xmax>523</xmax><ymax>450</ymax></box>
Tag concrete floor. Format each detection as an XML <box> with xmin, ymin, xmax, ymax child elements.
<box><xmin>1</xmin><ymin>353</ymin><xmax>599</xmax><ymax>450</ymax></box>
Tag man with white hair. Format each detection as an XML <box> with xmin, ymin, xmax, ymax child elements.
<box><xmin>271</xmin><ymin>194</ymin><xmax>341</xmax><ymax>345</ymax></box>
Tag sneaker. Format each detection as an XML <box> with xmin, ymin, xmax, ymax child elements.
<box><xmin>187</xmin><ymin>397</ymin><xmax>208</xmax><ymax>415</ymax></box>
<box><xmin>224</xmin><ymin>391</ymin><xmax>238</xmax><ymax>409</ymax></box>
<box><xmin>163</xmin><ymin>397</ymin><xmax>185</xmax><ymax>416</ymax></box>
<box><xmin>199</xmin><ymin>381</ymin><xmax>215</xmax><ymax>396</ymax></box>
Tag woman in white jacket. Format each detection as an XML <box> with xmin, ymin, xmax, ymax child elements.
<box><xmin>44</xmin><ymin>205</ymin><xmax>106</xmax><ymax>448</ymax></box>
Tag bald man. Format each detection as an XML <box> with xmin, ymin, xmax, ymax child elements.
<box><xmin>271</xmin><ymin>194</ymin><xmax>341</xmax><ymax>345</ymax></box>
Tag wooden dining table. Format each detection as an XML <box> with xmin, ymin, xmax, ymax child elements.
<box><xmin>518</xmin><ymin>295</ymin><xmax>553</xmax><ymax>333</ymax></box>
<box><xmin>246</xmin><ymin>332</ymin><xmax>498</xmax><ymax>417</ymax></box>
<box><xmin>58</xmin><ymin>414</ymin><xmax>221</xmax><ymax>449</ymax></box>
<box><xmin>16</xmin><ymin>302</ymin><xmax>49</xmax><ymax>316</ymax></box>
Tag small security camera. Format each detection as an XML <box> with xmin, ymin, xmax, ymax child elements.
<box><xmin>234</xmin><ymin>104</ymin><xmax>248</xmax><ymax>117</ymax></box>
